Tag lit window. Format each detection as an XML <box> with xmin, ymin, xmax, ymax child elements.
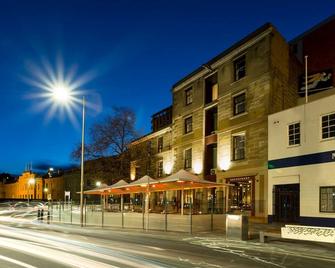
<box><xmin>157</xmin><ymin>137</ymin><xmax>163</xmax><ymax>153</ymax></box>
<box><xmin>288</xmin><ymin>123</ymin><xmax>300</xmax><ymax>146</ymax></box>
<box><xmin>184</xmin><ymin>148</ymin><xmax>192</xmax><ymax>169</ymax></box>
<box><xmin>184</xmin><ymin>116</ymin><xmax>193</xmax><ymax>134</ymax></box>
<box><xmin>234</xmin><ymin>55</ymin><xmax>246</xmax><ymax>81</ymax></box>
<box><xmin>233</xmin><ymin>92</ymin><xmax>246</xmax><ymax>115</ymax></box>
<box><xmin>321</xmin><ymin>113</ymin><xmax>335</xmax><ymax>139</ymax></box>
<box><xmin>320</xmin><ymin>186</ymin><xmax>335</xmax><ymax>212</ymax></box>
<box><xmin>205</xmin><ymin>73</ymin><xmax>218</xmax><ymax>104</ymax></box>
<box><xmin>233</xmin><ymin>134</ymin><xmax>245</xmax><ymax>161</ymax></box>
<box><xmin>157</xmin><ymin>160</ymin><xmax>163</xmax><ymax>178</ymax></box>
<box><xmin>185</xmin><ymin>88</ymin><xmax>193</xmax><ymax>105</ymax></box>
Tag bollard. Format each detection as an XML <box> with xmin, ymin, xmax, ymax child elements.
<box><xmin>101</xmin><ymin>195</ymin><xmax>104</xmax><ymax>228</ymax></box>
<box><xmin>41</xmin><ymin>209</ymin><xmax>44</xmax><ymax>222</ymax></box>
<box><xmin>142</xmin><ymin>193</ymin><xmax>145</xmax><ymax>230</ymax></box>
<box><xmin>211</xmin><ymin>189</ymin><xmax>214</xmax><ymax>232</ymax></box>
<box><xmin>70</xmin><ymin>200</ymin><xmax>73</xmax><ymax>224</ymax></box>
<box><xmin>59</xmin><ymin>201</ymin><xmax>61</xmax><ymax>222</ymax></box>
<box><xmin>164</xmin><ymin>192</ymin><xmax>167</xmax><ymax>232</ymax></box>
<box><xmin>84</xmin><ymin>197</ymin><xmax>87</xmax><ymax>226</ymax></box>
<box><xmin>37</xmin><ymin>209</ymin><xmax>40</xmax><ymax>221</ymax></box>
<box><xmin>47</xmin><ymin>210</ymin><xmax>50</xmax><ymax>224</ymax></box>
<box><xmin>189</xmin><ymin>190</ymin><xmax>194</xmax><ymax>234</ymax></box>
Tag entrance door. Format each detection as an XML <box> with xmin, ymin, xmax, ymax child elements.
<box><xmin>274</xmin><ymin>184</ymin><xmax>299</xmax><ymax>223</ymax></box>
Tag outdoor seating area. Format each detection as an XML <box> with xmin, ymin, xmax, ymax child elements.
<box><xmin>72</xmin><ymin>169</ymin><xmax>231</xmax><ymax>232</ymax></box>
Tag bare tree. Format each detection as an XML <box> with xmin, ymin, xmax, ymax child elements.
<box><xmin>91</xmin><ymin>107</ymin><xmax>137</xmax><ymax>156</ymax></box>
<box><xmin>72</xmin><ymin>107</ymin><xmax>139</xmax><ymax>178</ymax></box>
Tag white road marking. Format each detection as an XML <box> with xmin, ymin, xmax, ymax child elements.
<box><xmin>0</xmin><ymin>255</ymin><xmax>37</xmax><ymax>268</ymax></box>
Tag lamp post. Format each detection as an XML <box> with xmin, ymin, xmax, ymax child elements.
<box><xmin>80</xmin><ymin>96</ymin><xmax>85</xmax><ymax>227</ymax></box>
<box><xmin>49</xmin><ymin>84</ymin><xmax>86</xmax><ymax>227</ymax></box>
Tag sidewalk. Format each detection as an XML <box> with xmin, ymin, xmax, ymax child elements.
<box><xmin>185</xmin><ymin>225</ymin><xmax>335</xmax><ymax>264</ymax></box>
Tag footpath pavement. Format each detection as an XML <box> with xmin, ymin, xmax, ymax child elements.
<box><xmin>195</xmin><ymin>222</ymin><xmax>335</xmax><ymax>262</ymax></box>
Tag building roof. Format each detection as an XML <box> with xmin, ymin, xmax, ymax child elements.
<box><xmin>172</xmin><ymin>22</ymin><xmax>273</xmax><ymax>89</ymax></box>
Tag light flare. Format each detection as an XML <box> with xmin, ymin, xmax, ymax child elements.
<box><xmin>24</xmin><ymin>57</ymin><xmax>97</xmax><ymax>127</ymax></box>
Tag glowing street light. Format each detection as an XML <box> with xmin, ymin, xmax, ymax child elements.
<box><xmin>26</xmin><ymin>58</ymin><xmax>95</xmax><ymax>227</ymax></box>
<box><xmin>96</xmin><ymin>181</ymin><xmax>101</xmax><ymax>187</ymax></box>
<box><xmin>49</xmin><ymin>82</ymin><xmax>86</xmax><ymax>228</ymax></box>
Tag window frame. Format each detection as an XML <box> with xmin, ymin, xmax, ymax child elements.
<box><xmin>184</xmin><ymin>148</ymin><xmax>192</xmax><ymax>169</ymax></box>
<box><xmin>234</xmin><ymin>55</ymin><xmax>246</xmax><ymax>81</ymax></box>
<box><xmin>184</xmin><ymin>116</ymin><xmax>193</xmax><ymax>134</ymax></box>
<box><xmin>288</xmin><ymin>122</ymin><xmax>301</xmax><ymax>147</ymax></box>
<box><xmin>232</xmin><ymin>132</ymin><xmax>246</xmax><ymax>161</ymax></box>
<box><xmin>320</xmin><ymin>186</ymin><xmax>335</xmax><ymax>213</ymax></box>
<box><xmin>232</xmin><ymin>91</ymin><xmax>246</xmax><ymax>116</ymax></box>
<box><xmin>157</xmin><ymin>160</ymin><xmax>164</xmax><ymax>178</ymax></box>
<box><xmin>157</xmin><ymin>136</ymin><xmax>163</xmax><ymax>153</ymax></box>
<box><xmin>321</xmin><ymin>112</ymin><xmax>335</xmax><ymax>141</ymax></box>
<box><xmin>185</xmin><ymin>87</ymin><xmax>193</xmax><ymax>106</ymax></box>
<box><xmin>204</xmin><ymin>72</ymin><xmax>218</xmax><ymax>104</ymax></box>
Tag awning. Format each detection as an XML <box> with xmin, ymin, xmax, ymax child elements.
<box><xmin>83</xmin><ymin>170</ymin><xmax>231</xmax><ymax>196</ymax></box>
<box><xmin>82</xmin><ymin>180</ymin><xmax>129</xmax><ymax>195</ymax></box>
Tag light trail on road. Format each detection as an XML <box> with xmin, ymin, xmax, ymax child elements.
<box><xmin>0</xmin><ymin>224</ymin><xmax>170</xmax><ymax>268</ymax></box>
<box><xmin>0</xmin><ymin>204</ymin><xmax>335</xmax><ymax>268</ymax></box>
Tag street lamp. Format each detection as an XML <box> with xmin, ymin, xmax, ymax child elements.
<box><xmin>27</xmin><ymin>178</ymin><xmax>35</xmax><ymax>205</ymax></box>
<box><xmin>50</xmin><ymin>82</ymin><xmax>86</xmax><ymax>227</ymax></box>
<box><xmin>96</xmin><ymin>181</ymin><xmax>101</xmax><ymax>187</ymax></box>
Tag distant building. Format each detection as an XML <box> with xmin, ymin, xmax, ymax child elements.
<box><xmin>0</xmin><ymin>171</ymin><xmax>64</xmax><ymax>201</ymax></box>
<box><xmin>268</xmin><ymin>94</ymin><xmax>335</xmax><ymax>227</ymax></box>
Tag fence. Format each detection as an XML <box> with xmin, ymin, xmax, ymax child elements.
<box><xmin>44</xmin><ymin>198</ymin><xmax>226</xmax><ymax>233</ymax></box>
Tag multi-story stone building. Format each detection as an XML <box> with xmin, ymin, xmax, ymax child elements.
<box><xmin>0</xmin><ymin>171</ymin><xmax>64</xmax><ymax>201</ymax></box>
<box><xmin>130</xmin><ymin>23</ymin><xmax>300</xmax><ymax>222</ymax></box>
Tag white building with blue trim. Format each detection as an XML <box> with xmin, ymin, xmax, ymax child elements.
<box><xmin>268</xmin><ymin>94</ymin><xmax>335</xmax><ymax>227</ymax></box>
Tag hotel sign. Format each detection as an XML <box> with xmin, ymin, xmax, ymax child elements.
<box><xmin>299</xmin><ymin>69</ymin><xmax>333</xmax><ymax>96</ymax></box>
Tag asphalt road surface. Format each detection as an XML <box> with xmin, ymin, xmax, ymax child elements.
<box><xmin>0</xmin><ymin>216</ymin><xmax>334</xmax><ymax>267</ymax></box>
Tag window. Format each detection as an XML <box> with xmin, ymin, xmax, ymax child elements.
<box><xmin>184</xmin><ymin>148</ymin><xmax>192</xmax><ymax>169</ymax></box>
<box><xmin>205</xmin><ymin>106</ymin><xmax>217</xmax><ymax>136</ymax></box>
<box><xmin>157</xmin><ymin>160</ymin><xmax>163</xmax><ymax>178</ymax></box>
<box><xmin>320</xmin><ymin>186</ymin><xmax>335</xmax><ymax>212</ymax></box>
<box><xmin>234</xmin><ymin>55</ymin><xmax>246</xmax><ymax>81</ymax></box>
<box><xmin>157</xmin><ymin>137</ymin><xmax>163</xmax><ymax>153</ymax></box>
<box><xmin>185</xmin><ymin>88</ymin><xmax>193</xmax><ymax>105</ymax></box>
<box><xmin>184</xmin><ymin>116</ymin><xmax>193</xmax><ymax>134</ymax></box>
<box><xmin>288</xmin><ymin>122</ymin><xmax>300</xmax><ymax>146</ymax></box>
<box><xmin>322</xmin><ymin>113</ymin><xmax>335</xmax><ymax>139</ymax></box>
<box><xmin>205</xmin><ymin>73</ymin><xmax>218</xmax><ymax>104</ymax></box>
<box><xmin>233</xmin><ymin>92</ymin><xmax>246</xmax><ymax>115</ymax></box>
<box><xmin>233</xmin><ymin>134</ymin><xmax>246</xmax><ymax>161</ymax></box>
<box><xmin>146</xmin><ymin>141</ymin><xmax>152</xmax><ymax>155</ymax></box>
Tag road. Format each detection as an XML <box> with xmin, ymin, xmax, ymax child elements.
<box><xmin>0</xmin><ymin>220</ymin><xmax>334</xmax><ymax>268</ymax></box>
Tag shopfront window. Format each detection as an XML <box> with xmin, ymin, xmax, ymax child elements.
<box><xmin>226</xmin><ymin>176</ymin><xmax>254</xmax><ymax>215</ymax></box>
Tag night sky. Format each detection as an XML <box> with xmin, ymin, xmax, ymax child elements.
<box><xmin>0</xmin><ymin>0</ymin><xmax>334</xmax><ymax>174</ymax></box>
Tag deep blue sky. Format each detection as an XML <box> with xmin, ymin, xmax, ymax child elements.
<box><xmin>0</xmin><ymin>0</ymin><xmax>334</xmax><ymax>174</ymax></box>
